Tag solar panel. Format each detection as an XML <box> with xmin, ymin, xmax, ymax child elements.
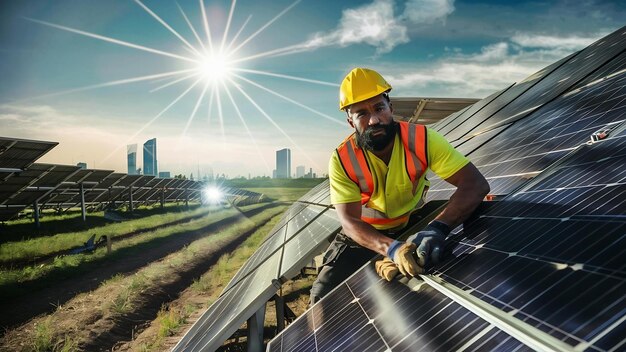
<box><xmin>268</xmin><ymin>262</ymin><xmax>530</xmax><ymax>352</ymax></box>
<box><xmin>435</xmin><ymin>84</ymin><xmax>514</xmax><ymax>137</ymax></box>
<box><xmin>0</xmin><ymin>164</ymin><xmax>80</xmax><ymax>221</ymax></box>
<box><xmin>280</xmin><ymin>208</ymin><xmax>340</xmax><ymax>279</ymax></box>
<box><xmin>427</xmin><ymin>135</ymin><xmax>626</xmax><ymax>351</ymax></box>
<box><xmin>0</xmin><ymin>137</ymin><xmax>57</xmax><ymax>172</ymax></box>
<box><xmin>427</xmin><ymin>46</ymin><xmax>626</xmax><ymax>201</ymax></box>
<box><xmin>447</xmin><ymin>26</ymin><xmax>625</xmax><ymax>142</ymax></box>
<box><xmin>222</xmin><ymin>203</ymin><xmax>325</xmax><ymax>294</ymax></box>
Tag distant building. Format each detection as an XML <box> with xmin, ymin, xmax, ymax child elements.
<box><xmin>276</xmin><ymin>148</ymin><xmax>291</xmax><ymax>179</ymax></box>
<box><xmin>158</xmin><ymin>171</ymin><xmax>170</xmax><ymax>178</ymax></box>
<box><xmin>77</xmin><ymin>162</ymin><xmax>87</xmax><ymax>169</ymax></box>
<box><xmin>272</xmin><ymin>169</ymin><xmax>277</xmax><ymax>179</ymax></box>
<box><xmin>127</xmin><ymin>144</ymin><xmax>137</xmax><ymax>175</ymax></box>
<box><xmin>143</xmin><ymin>138</ymin><xmax>158</xmax><ymax>176</ymax></box>
<box><xmin>296</xmin><ymin>165</ymin><xmax>305</xmax><ymax>178</ymax></box>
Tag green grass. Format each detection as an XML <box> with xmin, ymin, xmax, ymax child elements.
<box><xmin>1</xmin><ymin>202</ymin><xmax>203</xmax><ymax>242</ymax></box>
<box><xmin>2</xmin><ymin>206</ymin><xmax>287</xmax><ymax>352</ymax></box>
<box><xmin>139</xmin><ymin>211</ymin><xmax>286</xmax><ymax>352</ymax></box>
<box><xmin>0</xmin><ymin>203</ymin><xmax>264</xmax><ymax>263</ymax></box>
<box><xmin>0</xmin><ymin>203</ymin><xmax>276</xmax><ymax>299</ymax></box>
<box><xmin>244</xmin><ymin>187</ymin><xmax>312</xmax><ymax>202</ymax></box>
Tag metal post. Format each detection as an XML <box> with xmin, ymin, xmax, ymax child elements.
<box><xmin>129</xmin><ymin>186</ymin><xmax>134</xmax><ymax>212</ymax></box>
<box><xmin>161</xmin><ymin>188</ymin><xmax>165</xmax><ymax>208</ymax></box>
<box><xmin>33</xmin><ymin>199</ymin><xmax>40</xmax><ymax>228</ymax></box>
<box><xmin>80</xmin><ymin>182</ymin><xmax>86</xmax><ymax>222</ymax></box>
<box><xmin>274</xmin><ymin>295</ymin><xmax>285</xmax><ymax>332</ymax></box>
<box><xmin>185</xmin><ymin>190</ymin><xmax>189</xmax><ymax>208</ymax></box>
<box><xmin>246</xmin><ymin>303</ymin><xmax>266</xmax><ymax>352</ymax></box>
<box><xmin>106</xmin><ymin>235</ymin><xmax>112</xmax><ymax>254</ymax></box>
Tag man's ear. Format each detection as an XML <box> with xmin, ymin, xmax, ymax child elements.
<box><xmin>346</xmin><ymin>111</ymin><xmax>355</xmax><ymax>128</ymax></box>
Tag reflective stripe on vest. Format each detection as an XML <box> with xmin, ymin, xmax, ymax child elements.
<box><xmin>336</xmin><ymin>121</ymin><xmax>428</xmax><ymax>225</ymax></box>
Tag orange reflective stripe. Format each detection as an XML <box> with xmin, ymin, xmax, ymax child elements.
<box><xmin>398</xmin><ymin>121</ymin><xmax>428</xmax><ymax>183</ymax></box>
<box><xmin>362</xmin><ymin>215</ymin><xmax>409</xmax><ymax>225</ymax></box>
<box><xmin>336</xmin><ymin>135</ymin><xmax>374</xmax><ymax>204</ymax></box>
<box><xmin>336</xmin><ymin>137</ymin><xmax>359</xmax><ymax>186</ymax></box>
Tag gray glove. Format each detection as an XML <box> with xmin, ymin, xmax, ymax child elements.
<box><xmin>407</xmin><ymin>220</ymin><xmax>451</xmax><ymax>269</ymax></box>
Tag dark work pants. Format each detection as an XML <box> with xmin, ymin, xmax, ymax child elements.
<box><xmin>309</xmin><ymin>231</ymin><xmax>376</xmax><ymax>305</ymax></box>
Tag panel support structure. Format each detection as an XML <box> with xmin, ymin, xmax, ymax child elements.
<box><xmin>160</xmin><ymin>188</ymin><xmax>165</xmax><ymax>208</ymax></box>
<box><xmin>33</xmin><ymin>199</ymin><xmax>40</xmax><ymax>228</ymax></box>
<box><xmin>274</xmin><ymin>295</ymin><xmax>285</xmax><ymax>332</ymax></box>
<box><xmin>246</xmin><ymin>303</ymin><xmax>266</xmax><ymax>352</ymax></box>
<box><xmin>128</xmin><ymin>186</ymin><xmax>134</xmax><ymax>212</ymax></box>
<box><xmin>79</xmin><ymin>182</ymin><xmax>86</xmax><ymax>222</ymax></box>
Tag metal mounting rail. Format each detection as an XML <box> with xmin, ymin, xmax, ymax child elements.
<box><xmin>407</xmin><ymin>275</ymin><xmax>575</xmax><ymax>352</ymax></box>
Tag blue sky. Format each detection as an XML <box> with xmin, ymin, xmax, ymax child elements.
<box><xmin>0</xmin><ymin>0</ymin><xmax>624</xmax><ymax>178</ymax></box>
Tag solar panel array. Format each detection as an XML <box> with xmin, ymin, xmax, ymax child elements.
<box><xmin>172</xmin><ymin>179</ymin><xmax>341</xmax><ymax>351</ymax></box>
<box><xmin>0</xmin><ymin>138</ymin><xmax>213</xmax><ymax>222</ymax></box>
<box><xmin>264</xmin><ymin>26</ymin><xmax>626</xmax><ymax>352</ymax></box>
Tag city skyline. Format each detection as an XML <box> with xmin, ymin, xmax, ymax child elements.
<box><xmin>1</xmin><ymin>1</ymin><xmax>623</xmax><ymax>177</ymax></box>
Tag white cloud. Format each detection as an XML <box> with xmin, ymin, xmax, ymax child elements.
<box><xmin>402</xmin><ymin>0</ymin><xmax>455</xmax><ymax>24</ymax></box>
<box><xmin>301</xmin><ymin>0</ymin><xmax>408</xmax><ymax>54</ymax></box>
<box><xmin>296</xmin><ymin>0</ymin><xmax>456</xmax><ymax>54</ymax></box>
<box><xmin>511</xmin><ymin>33</ymin><xmax>604</xmax><ymax>50</ymax></box>
<box><xmin>383</xmin><ymin>30</ymin><xmax>607</xmax><ymax>98</ymax></box>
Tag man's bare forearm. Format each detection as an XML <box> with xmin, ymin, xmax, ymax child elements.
<box><xmin>435</xmin><ymin>163</ymin><xmax>490</xmax><ymax>229</ymax></box>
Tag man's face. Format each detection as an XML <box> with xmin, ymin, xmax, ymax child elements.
<box><xmin>346</xmin><ymin>94</ymin><xmax>396</xmax><ymax>151</ymax></box>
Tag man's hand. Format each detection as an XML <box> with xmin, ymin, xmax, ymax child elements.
<box><xmin>374</xmin><ymin>257</ymin><xmax>399</xmax><ymax>281</ymax></box>
<box><xmin>407</xmin><ymin>220</ymin><xmax>451</xmax><ymax>268</ymax></box>
<box><xmin>386</xmin><ymin>241</ymin><xmax>422</xmax><ymax>276</ymax></box>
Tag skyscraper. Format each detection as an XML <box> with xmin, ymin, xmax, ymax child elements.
<box><xmin>143</xmin><ymin>138</ymin><xmax>158</xmax><ymax>176</ymax></box>
<box><xmin>275</xmin><ymin>148</ymin><xmax>291</xmax><ymax>179</ymax></box>
<box><xmin>296</xmin><ymin>165</ymin><xmax>305</xmax><ymax>178</ymax></box>
<box><xmin>127</xmin><ymin>144</ymin><xmax>137</xmax><ymax>175</ymax></box>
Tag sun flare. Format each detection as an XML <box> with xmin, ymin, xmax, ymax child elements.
<box><xmin>198</xmin><ymin>52</ymin><xmax>232</xmax><ymax>82</ymax></box>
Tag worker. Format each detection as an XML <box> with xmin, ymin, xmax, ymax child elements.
<box><xmin>310</xmin><ymin>68</ymin><xmax>490</xmax><ymax>304</ymax></box>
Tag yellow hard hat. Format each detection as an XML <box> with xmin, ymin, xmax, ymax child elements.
<box><xmin>339</xmin><ymin>67</ymin><xmax>392</xmax><ymax>110</ymax></box>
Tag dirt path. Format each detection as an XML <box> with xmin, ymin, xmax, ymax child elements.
<box><xmin>0</xmin><ymin>204</ymin><xmax>281</xmax><ymax>332</ymax></box>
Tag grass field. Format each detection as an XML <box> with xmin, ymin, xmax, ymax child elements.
<box><xmin>0</xmin><ymin>203</ymin><xmax>273</xmax><ymax>299</ymax></box>
<box><xmin>0</xmin><ymin>206</ymin><xmax>288</xmax><ymax>352</ymax></box>
<box><xmin>0</xmin><ymin>203</ymin><xmax>203</xmax><ymax>242</ymax></box>
<box><xmin>0</xmin><ymin>204</ymin><xmax>233</xmax><ymax>263</ymax></box>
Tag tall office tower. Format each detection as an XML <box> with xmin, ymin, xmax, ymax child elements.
<box><xmin>275</xmin><ymin>148</ymin><xmax>291</xmax><ymax>179</ymax></box>
<box><xmin>127</xmin><ymin>144</ymin><xmax>137</xmax><ymax>175</ymax></box>
<box><xmin>143</xmin><ymin>138</ymin><xmax>158</xmax><ymax>176</ymax></box>
<box><xmin>296</xmin><ymin>165</ymin><xmax>305</xmax><ymax>178</ymax></box>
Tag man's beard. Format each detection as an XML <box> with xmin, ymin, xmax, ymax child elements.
<box><xmin>356</xmin><ymin>120</ymin><xmax>397</xmax><ymax>151</ymax></box>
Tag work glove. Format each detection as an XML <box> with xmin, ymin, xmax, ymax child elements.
<box><xmin>407</xmin><ymin>220</ymin><xmax>451</xmax><ymax>269</ymax></box>
<box><xmin>386</xmin><ymin>240</ymin><xmax>422</xmax><ymax>276</ymax></box>
<box><xmin>374</xmin><ymin>257</ymin><xmax>399</xmax><ymax>281</ymax></box>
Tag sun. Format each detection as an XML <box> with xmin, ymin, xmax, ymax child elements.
<box><xmin>197</xmin><ymin>52</ymin><xmax>232</xmax><ymax>82</ymax></box>
<box><xmin>27</xmin><ymin>0</ymin><xmax>344</xmax><ymax>171</ymax></box>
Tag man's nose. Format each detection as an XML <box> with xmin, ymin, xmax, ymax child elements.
<box><xmin>369</xmin><ymin>113</ymin><xmax>381</xmax><ymax>125</ymax></box>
